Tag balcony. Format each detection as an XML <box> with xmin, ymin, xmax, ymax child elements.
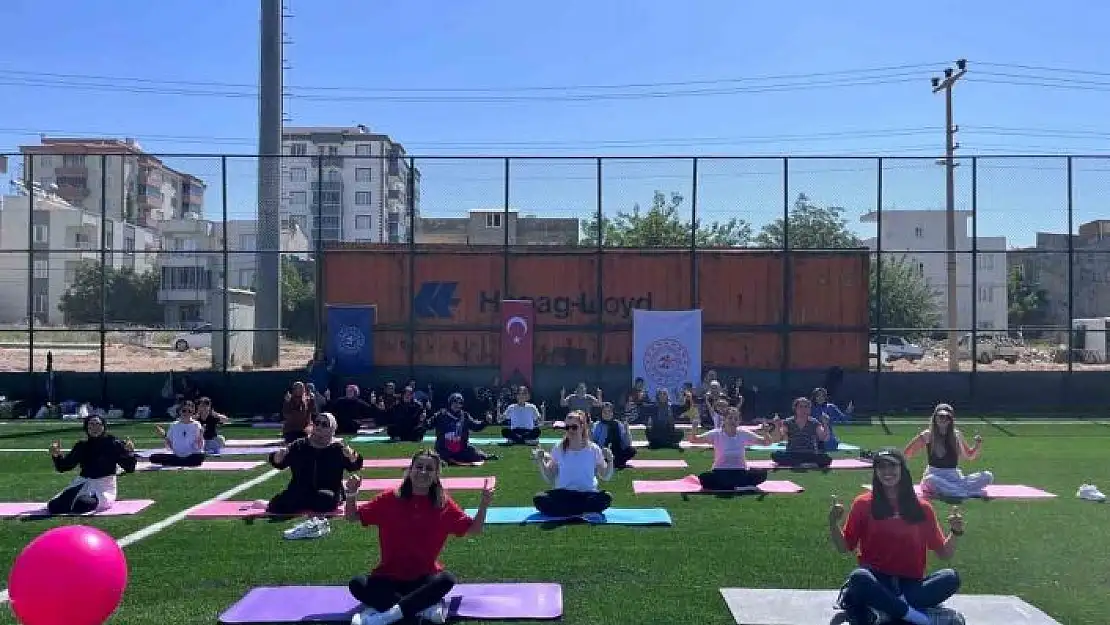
<box><xmin>310</xmin><ymin>181</ymin><xmax>344</xmax><ymax>192</ymax></box>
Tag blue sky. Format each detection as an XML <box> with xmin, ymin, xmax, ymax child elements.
<box><xmin>2</xmin><ymin>0</ymin><xmax>1110</xmax><ymax>247</ymax></box>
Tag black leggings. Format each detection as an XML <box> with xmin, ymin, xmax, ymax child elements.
<box><xmin>646</xmin><ymin>427</ymin><xmax>684</xmax><ymax>449</ymax></box>
<box><xmin>349</xmin><ymin>571</ymin><xmax>456</xmax><ymax>617</ymax></box>
<box><xmin>267</xmin><ymin>488</ymin><xmax>342</xmax><ymax>515</ymax></box>
<box><xmin>698</xmin><ymin>468</ymin><xmax>768</xmax><ymax>490</ymax></box>
<box><xmin>533</xmin><ymin>488</ymin><xmax>612</xmax><ymax>517</ymax></box>
<box><xmin>439</xmin><ymin>445</ymin><xmax>486</xmax><ymax>465</ymax></box>
<box><xmin>148</xmin><ymin>452</ymin><xmax>205</xmax><ymax>467</ymax></box>
<box><xmin>770</xmin><ymin>450</ymin><xmax>833</xmax><ymax>468</ymax></box>
<box><xmin>283</xmin><ymin>430</ymin><xmax>308</xmax><ymax>444</ymax></box>
<box><xmin>386</xmin><ymin>423</ymin><xmax>426</xmax><ymax>442</ymax></box>
<box><xmin>502</xmin><ymin>427</ymin><xmax>541</xmax><ymax>444</ymax></box>
<box><xmin>46</xmin><ymin>484</ymin><xmax>99</xmax><ymax>515</ymax></box>
<box><xmin>601</xmin><ymin>440</ymin><xmax>637</xmax><ymax>468</ymax></box>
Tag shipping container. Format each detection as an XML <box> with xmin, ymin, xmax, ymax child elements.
<box><xmin>325</xmin><ymin>245</ymin><xmax>869</xmax><ymax>370</ymax></box>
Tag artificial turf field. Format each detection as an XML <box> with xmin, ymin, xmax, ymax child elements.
<box><xmin>0</xmin><ymin>420</ymin><xmax>1107</xmax><ymax>625</ymax></box>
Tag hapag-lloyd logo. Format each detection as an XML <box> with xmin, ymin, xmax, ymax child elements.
<box><xmin>479</xmin><ymin>290</ymin><xmax>653</xmax><ymax>320</ymax></box>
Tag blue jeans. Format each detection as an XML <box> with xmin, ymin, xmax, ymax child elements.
<box><xmin>840</xmin><ymin>567</ymin><xmax>960</xmax><ymax>621</ymax></box>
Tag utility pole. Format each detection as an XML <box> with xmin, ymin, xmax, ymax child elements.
<box><xmin>254</xmin><ymin>0</ymin><xmax>284</xmax><ymax>367</ymax></box>
<box><xmin>932</xmin><ymin>59</ymin><xmax>967</xmax><ymax>373</ymax></box>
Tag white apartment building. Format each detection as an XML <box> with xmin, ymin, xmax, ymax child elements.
<box><xmin>861</xmin><ymin>209</ymin><xmax>1008</xmax><ymax>331</ymax></box>
<box><xmin>19</xmin><ymin>138</ymin><xmax>205</xmax><ymax>227</ymax></box>
<box><xmin>0</xmin><ymin>191</ymin><xmax>160</xmax><ymax>325</ymax></box>
<box><xmin>281</xmin><ymin>125</ymin><xmax>419</xmax><ymax>245</ymax></box>
<box><xmin>157</xmin><ymin>216</ymin><xmax>309</xmax><ymax>326</ymax></box>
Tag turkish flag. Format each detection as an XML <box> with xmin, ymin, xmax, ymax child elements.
<box><xmin>500</xmin><ymin>300</ymin><xmax>534</xmax><ymax>388</ymax></box>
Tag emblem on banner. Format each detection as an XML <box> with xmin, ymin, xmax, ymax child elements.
<box><xmin>643</xmin><ymin>337</ymin><xmax>691</xmax><ymax>389</ymax></box>
<box><xmin>336</xmin><ymin>325</ymin><xmax>366</xmax><ymax>356</ymax></box>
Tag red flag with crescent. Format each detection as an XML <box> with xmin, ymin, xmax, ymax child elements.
<box><xmin>500</xmin><ymin>299</ymin><xmax>534</xmax><ymax>388</ymax></box>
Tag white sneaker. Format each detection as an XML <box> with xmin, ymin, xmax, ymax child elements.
<box><xmin>1078</xmin><ymin>484</ymin><xmax>1106</xmax><ymax>502</ymax></box>
<box><xmin>349</xmin><ymin>608</ymin><xmax>381</xmax><ymax>625</ymax></box>
<box><xmin>283</xmin><ymin>517</ymin><xmax>330</xmax><ymax>540</ymax></box>
<box><xmin>419</xmin><ymin>602</ymin><xmax>447</xmax><ymax>624</ymax></box>
<box><xmin>924</xmin><ymin>607</ymin><xmax>966</xmax><ymax>625</ymax></box>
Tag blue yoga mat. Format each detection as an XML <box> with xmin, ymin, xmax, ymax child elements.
<box><xmin>466</xmin><ymin>506</ymin><xmax>673</xmax><ymax>526</ymax></box>
<box><xmin>350</xmin><ymin>435</ymin><xmax>564</xmax><ymax>445</ymax></box>
<box><xmin>747</xmin><ymin>442</ymin><xmax>860</xmax><ymax>452</ymax></box>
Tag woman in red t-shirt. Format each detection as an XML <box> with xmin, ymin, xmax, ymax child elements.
<box><xmin>343</xmin><ymin>449</ymin><xmax>494</xmax><ymax>625</ymax></box>
<box><xmin>828</xmin><ymin>448</ymin><xmax>966</xmax><ymax>625</ymax></box>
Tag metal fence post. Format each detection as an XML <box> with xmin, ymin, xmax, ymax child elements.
<box><xmin>99</xmin><ymin>155</ymin><xmax>108</xmax><ymax>401</ymax></box>
<box><xmin>874</xmin><ymin>158</ymin><xmax>883</xmax><ymax>415</ymax></box>
<box><xmin>970</xmin><ymin>157</ymin><xmax>979</xmax><ymax>405</ymax></box>
<box><xmin>221</xmin><ymin>156</ymin><xmax>230</xmax><ymax>374</ymax></box>
<box><xmin>1066</xmin><ymin>156</ymin><xmax>1075</xmax><ymax>388</ymax></box>
<box><xmin>780</xmin><ymin>157</ymin><xmax>791</xmax><ymax>390</ymax></box>
<box><xmin>595</xmin><ymin>158</ymin><xmax>604</xmax><ymax>382</ymax></box>
<box><xmin>502</xmin><ymin>157</ymin><xmax>510</xmax><ymax>297</ymax></box>
<box><xmin>407</xmin><ymin>156</ymin><xmax>417</xmax><ymax>377</ymax></box>
<box><xmin>314</xmin><ymin>155</ymin><xmax>325</xmax><ymax>355</ymax></box>
<box><xmin>690</xmin><ymin>157</ymin><xmax>699</xmax><ymax>309</ymax></box>
<box><xmin>26</xmin><ymin>157</ymin><xmax>35</xmax><ymax>381</ymax></box>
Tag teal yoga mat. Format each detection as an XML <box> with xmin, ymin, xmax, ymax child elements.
<box><xmin>350</xmin><ymin>435</ymin><xmax>564</xmax><ymax>445</ymax></box>
<box><xmin>747</xmin><ymin>442</ymin><xmax>860</xmax><ymax>452</ymax></box>
<box><xmin>467</xmin><ymin>506</ymin><xmax>673</xmax><ymax>526</ymax></box>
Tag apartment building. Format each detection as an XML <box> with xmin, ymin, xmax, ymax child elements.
<box><xmin>280</xmin><ymin>125</ymin><xmax>419</xmax><ymax>245</ymax></box>
<box><xmin>416</xmin><ymin>210</ymin><xmax>580</xmax><ymax>245</ymax></box>
<box><xmin>0</xmin><ymin>190</ymin><xmax>160</xmax><ymax>325</ymax></box>
<box><xmin>1009</xmin><ymin>220</ymin><xmax>1110</xmax><ymax>328</ymax></box>
<box><xmin>19</xmin><ymin>137</ymin><xmax>206</xmax><ymax>227</ymax></box>
<box><xmin>861</xmin><ymin>209</ymin><xmax>1009</xmax><ymax>331</ymax></box>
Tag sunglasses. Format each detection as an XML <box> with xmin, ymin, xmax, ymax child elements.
<box><xmin>566</xmin><ymin>424</ymin><xmax>581</xmax><ymax>431</ymax></box>
<box><xmin>313</xmin><ymin>420</ymin><xmax>333</xmax><ymax>428</ymax></box>
<box><xmin>411</xmin><ymin>464</ymin><xmax>437</xmax><ymax>473</ymax></box>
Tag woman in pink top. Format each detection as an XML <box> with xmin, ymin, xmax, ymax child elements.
<box><xmin>687</xmin><ymin>407</ymin><xmax>774</xmax><ymax>490</ymax></box>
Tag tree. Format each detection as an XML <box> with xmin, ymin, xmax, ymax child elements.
<box><xmin>1007</xmin><ymin>264</ymin><xmax>1050</xmax><ymax>335</ymax></box>
<box><xmin>581</xmin><ymin>190</ymin><xmax>751</xmax><ymax>247</ymax></box>
<box><xmin>58</xmin><ymin>262</ymin><xmax>163</xmax><ymax>325</ymax></box>
<box><xmin>871</xmin><ymin>255</ymin><xmax>941</xmax><ymax>336</ymax></box>
<box><xmin>281</xmin><ymin>256</ymin><xmax>316</xmax><ymax>341</ymax></box>
<box><xmin>754</xmin><ymin>193</ymin><xmax>864</xmax><ymax>249</ymax></box>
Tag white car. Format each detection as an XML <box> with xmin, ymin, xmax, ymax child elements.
<box><xmin>172</xmin><ymin>323</ymin><xmax>213</xmax><ymax>352</ymax></box>
<box><xmin>872</xmin><ymin>335</ymin><xmax>926</xmax><ymax>361</ymax></box>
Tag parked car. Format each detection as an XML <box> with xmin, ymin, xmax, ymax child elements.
<box><xmin>956</xmin><ymin>332</ymin><xmax>1020</xmax><ymax>364</ymax></box>
<box><xmin>871</xmin><ymin>335</ymin><xmax>926</xmax><ymax>361</ymax></box>
<box><xmin>172</xmin><ymin>323</ymin><xmax>213</xmax><ymax>352</ymax></box>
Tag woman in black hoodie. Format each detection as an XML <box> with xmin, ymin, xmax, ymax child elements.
<box><xmin>267</xmin><ymin>412</ymin><xmax>365</xmax><ymax>522</ymax></box>
<box><xmin>48</xmin><ymin>415</ymin><xmax>139</xmax><ymax>515</ymax></box>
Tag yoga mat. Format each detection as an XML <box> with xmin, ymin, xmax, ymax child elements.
<box><xmin>625</xmin><ymin>459</ymin><xmax>689</xmax><ymax>469</ymax></box>
<box><xmin>251</xmin><ymin>423</ymin><xmax>281</xmax><ymax>429</ymax></box>
<box><xmin>465</xmin><ymin>506</ymin><xmax>673</xmax><ymax>526</ymax></box>
<box><xmin>633</xmin><ymin>476</ymin><xmax>805</xmax><ymax>495</ymax></box>
<box><xmin>747</xmin><ymin>458</ymin><xmax>872</xmax><ymax>470</ymax></box>
<box><xmin>719</xmin><ymin>588</ymin><xmax>1062</xmax><ymax>625</ymax></box>
<box><xmin>226</xmin><ymin>438</ymin><xmax>344</xmax><ymax>447</ymax></box>
<box><xmin>630</xmin><ymin>440</ymin><xmax>711</xmax><ymax>449</ymax></box>
<box><xmin>218</xmin><ymin>583</ymin><xmax>564</xmax><ymax>623</ymax></box>
<box><xmin>747</xmin><ymin>442</ymin><xmax>860</xmax><ymax>452</ymax></box>
<box><xmin>360</xmin><ymin>458</ymin><xmax>411</xmax><ymax>469</ymax></box>
<box><xmin>863</xmin><ymin>484</ymin><xmax>1056</xmax><ymax>499</ymax></box>
<box><xmin>349</xmin><ymin>435</ymin><xmax>562</xmax><ymax>445</ymax></box>
<box><xmin>186</xmin><ymin>500</ymin><xmax>342</xmax><ymax>519</ymax></box>
<box><xmin>0</xmin><ymin>499</ymin><xmax>155</xmax><ymax>518</ymax></box>
<box><xmin>135</xmin><ymin>461</ymin><xmax>264</xmax><ymax>471</ymax></box>
<box><xmin>359</xmin><ymin>477</ymin><xmax>495</xmax><ymax>492</ymax></box>
<box><xmin>140</xmin><ymin>447</ymin><xmax>282</xmax><ymax>458</ymax></box>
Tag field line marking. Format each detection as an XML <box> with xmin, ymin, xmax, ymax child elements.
<box><xmin>0</xmin><ymin>468</ymin><xmax>281</xmax><ymax>606</ymax></box>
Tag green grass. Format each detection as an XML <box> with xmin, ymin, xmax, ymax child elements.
<box><xmin>0</xmin><ymin>420</ymin><xmax>1107</xmax><ymax>625</ymax></box>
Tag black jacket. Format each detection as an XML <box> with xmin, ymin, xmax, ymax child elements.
<box><xmin>269</xmin><ymin>438</ymin><xmax>363</xmax><ymax>495</ymax></box>
<box><xmin>54</xmin><ymin>435</ymin><xmax>138</xmax><ymax>479</ymax></box>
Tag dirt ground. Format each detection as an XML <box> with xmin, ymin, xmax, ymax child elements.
<box><xmin>0</xmin><ymin>342</ymin><xmax>316</xmax><ymax>373</ymax></box>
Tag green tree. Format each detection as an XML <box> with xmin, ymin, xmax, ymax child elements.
<box><xmin>754</xmin><ymin>193</ymin><xmax>864</xmax><ymax>249</ymax></box>
<box><xmin>281</xmin><ymin>256</ymin><xmax>316</xmax><ymax>341</ymax></box>
<box><xmin>871</xmin><ymin>254</ymin><xmax>940</xmax><ymax>336</ymax></box>
<box><xmin>581</xmin><ymin>190</ymin><xmax>751</xmax><ymax>247</ymax></box>
<box><xmin>58</xmin><ymin>262</ymin><xmax>164</xmax><ymax>325</ymax></box>
<box><xmin>1007</xmin><ymin>264</ymin><xmax>1050</xmax><ymax>334</ymax></box>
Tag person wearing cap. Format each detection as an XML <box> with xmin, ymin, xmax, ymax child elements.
<box><xmin>829</xmin><ymin>447</ymin><xmax>967</xmax><ymax>625</ymax></box>
<box><xmin>904</xmin><ymin>403</ymin><xmax>992</xmax><ymax>500</ymax></box>
<box><xmin>811</xmin><ymin>387</ymin><xmax>853</xmax><ymax>451</ymax></box>
<box><xmin>431</xmin><ymin>393</ymin><xmax>493</xmax><ymax>465</ymax></box>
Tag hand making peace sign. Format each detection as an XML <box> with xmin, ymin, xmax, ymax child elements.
<box><xmin>948</xmin><ymin>506</ymin><xmax>966</xmax><ymax>534</ymax></box>
<box><xmin>479</xmin><ymin>477</ymin><xmax>495</xmax><ymax>508</ymax></box>
<box><xmin>828</xmin><ymin>495</ymin><xmax>845</xmax><ymax>524</ymax></box>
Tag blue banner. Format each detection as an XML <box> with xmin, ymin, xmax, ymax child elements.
<box><xmin>326</xmin><ymin>305</ymin><xmax>375</xmax><ymax>375</ymax></box>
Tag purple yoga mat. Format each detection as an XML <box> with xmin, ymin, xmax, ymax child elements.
<box><xmin>0</xmin><ymin>499</ymin><xmax>155</xmax><ymax>518</ymax></box>
<box><xmin>218</xmin><ymin>584</ymin><xmax>563</xmax><ymax>623</ymax></box>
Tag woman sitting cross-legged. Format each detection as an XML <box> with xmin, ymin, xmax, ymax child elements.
<box><xmin>904</xmin><ymin>403</ymin><xmax>992</xmax><ymax>500</ymax></box>
<box><xmin>591</xmin><ymin>402</ymin><xmax>636</xmax><ymax>469</ymax></box>
<box><xmin>345</xmin><ymin>449</ymin><xmax>494</xmax><ymax>625</ymax></box>
<box><xmin>268</xmin><ymin>413</ymin><xmax>364</xmax><ymax>540</ymax></box>
<box><xmin>149</xmin><ymin>399</ymin><xmax>206</xmax><ymax>467</ymax></box>
<box><xmin>688</xmin><ymin>407</ymin><xmax>772</xmax><ymax>491</ymax></box>
<box><xmin>829</xmin><ymin>448</ymin><xmax>966</xmax><ymax>625</ymax></box>
<box><xmin>500</xmin><ymin>385</ymin><xmax>542</xmax><ymax>445</ymax></box>
<box><xmin>46</xmin><ymin>415</ymin><xmax>138</xmax><ymax>515</ymax></box>
<box><xmin>769</xmin><ymin>397</ymin><xmax>833</xmax><ymax>469</ymax></box>
<box><xmin>432</xmin><ymin>393</ymin><xmax>493</xmax><ymax>465</ymax></box>
<box><xmin>644</xmin><ymin>388</ymin><xmax>684</xmax><ymax>450</ymax></box>
<box><xmin>386</xmin><ymin>387</ymin><xmax>428</xmax><ymax>443</ymax></box>
<box><xmin>532</xmin><ymin>410</ymin><xmax>616</xmax><ymax>518</ymax></box>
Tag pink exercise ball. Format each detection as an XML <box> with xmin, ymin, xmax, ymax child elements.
<box><xmin>8</xmin><ymin>525</ymin><xmax>128</xmax><ymax>625</ymax></box>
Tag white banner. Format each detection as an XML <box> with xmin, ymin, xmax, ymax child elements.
<box><xmin>632</xmin><ymin>309</ymin><xmax>703</xmax><ymax>400</ymax></box>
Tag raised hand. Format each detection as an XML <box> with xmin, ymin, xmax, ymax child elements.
<box><xmin>49</xmin><ymin>440</ymin><xmax>62</xmax><ymax>458</ymax></box>
<box><xmin>344</xmin><ymin>473</ymin><xmax>362</xmax><ymax>495</ymax></box>
<box><xmin>973</xmin><ymin>432</ymin><xmax>983</xmax><ymax>446</ymax></box>
<box><xmin>601</xmin><ymin>447</ymin><xmax>614</xmax><ymax>464</ymax></box>
<box><xmin>479</xmin><ymin>477</ymin><xmax>495</xmax><ymax>508</ymax></box>
<box><xmin>123</xmin><ymin>438</ymin><xmax>135</xmax><ymax>453</ymax></box>
<box><xmin>272</xmin><ymin>446</ymin><xmax>289</xmax><ymax>464</ymax></box>
<box><xmin>532</xmin><ymin>448</ymin><xmax>547</xmax><ymax>464</ymax></box>
<box><xmin>154</xmin><ymin>425</ymin><xmax>166</xmax><ymax>437</ymax></box>
<box><xmin>342</xmin><ymin>444</ymin><xmax>358</xmax><ymax>461</ymax></box>
<box><xmin>948</xmin><ymin>506</ymin><xmax>965</xmax><ymax>534</ymax></box>
<box><xmin>828</xmin><ymin>495</ymin><xmax>845</xmax><ymax>524</ymax></box>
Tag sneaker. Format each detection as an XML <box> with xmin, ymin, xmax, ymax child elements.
<box><xmin>1078</xmin><ymin>484</ymin><xmax>1106</xmax><ymax>502</ymax></box>
<box><xmin>419</xmin><ymin>602</ymin><xmax>447</xmax><ymax>624</ymax></box>
<box><xmin>924</xmin><ymin>606</ymin><xmax>966</xmax><ymax>625</ymax></box>
<box><xmin>283</xmin><ymin>517</ymin><xmax>330</xmax><ymax>540</ymax></box>
<box><xmin>581</xmin><ymin>512</ymin><xmax>606</xmax><ymax>524</ymax></box>
<box><xmin>349</xmin><ymin>608</ymin><xmax>382</xmax><ymax>625</ymax></box>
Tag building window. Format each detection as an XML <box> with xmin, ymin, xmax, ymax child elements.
<box><xmin>355</xmin><ymin>215</ymin><xmax>372</xmax><ymax>230</ymax></box>
<box><xmin>289</xmin><ymin>215</ymin><xmax>308</xmax><ymax>232</ymax></box>
<box><xmin>238</xmin><ymin>234</ymin><xmax>257</xmax><ymax>250</ymax></box>
<box><xmin>34</xmin><ymin>260</ymin><xmax>49</xmax><ymax>279</ymax></box>
<box><xmin>289</xmin><ymin>191</ymin><xmax>307</xmax><ymax>205</ymax></box>
<box><xmin>289</xmin><ymin>167</ymin><xmax>307</xmax><ymax>182</ymax></box>
<box><xmin>238</xmin><ymin>269</ymin><xmax>255</xmax><ymax>289</ymax></box>
<box><xmin>124</xmin><ymin>236</ymin><xmax>135</xmax><ymax>252</ymax></box>
<box><xmin>978</xmin><ymin>287</ymin><xmax>993</xmax><ymax>303</ymax></box>
<box><xmin>917</xmin><ymin>262</ymin><xmax>925</xmax><ymax>276</ymax></box>
<box><xmin>289</xmin><ymin>143</ymin><xmax>308</xmax><ymax>156</ymax></box>
<box><xmin>33</xmin><ymin>224</ymin><xmax>49</xmax><ymax>243</ymax></box>
<box><xmin>33</xmin><ymin>294</ymin><xmax>48</xmax><ymax>315</ymax></box>
<box><xmin>978</xmin><ymin>254</ymin><xmax>994</xmax><ymax>270</ymax></box>
<box><xmin>160</xmin><ymin>266</ymin><xmax>213</xmax><ymax>290</ymax></box>
<box><xmin>325</xmin><ymin>169</ymin><xmax>342</xmax><ymax>182</ymax></box>
<box><xmin>62</xmin><ymin>154</ymin><xmax>86</xmax><ymax>167</ymax></box>
<box><xmin>355</xmin><ymin>144</ymin><xmax>372</xmax><ymax>157</ymax></box>
<box><xmin>485</xmin><ymin>213</ymin><xmax>503</xmax><ymax>228</ymax></box>
<box><xmin>914</xmin><ymin>226</ymin><xmax>924</xmax><ymax>238</ymax></box>
<box><xmin>355</xmin><ymin>168</ymin><xmax>372</xmax><ymax>182</ymax></box>
<box><xmin>355</xmin><ymin>192</ymin><xmax>372</xmax><ymax>206</ymax></box>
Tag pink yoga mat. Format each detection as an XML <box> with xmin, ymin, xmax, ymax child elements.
<box><xmin>747</xmin><ymin>458</ymin><xmax>872</xmax><ymax>470</ymax></box>
<box><xmin>633</xmin><ymin>475</ymin><xmax>804</xmax><ymax>495</ymax></box>
<box><xmin>0</xmin><ymin>499</ymin><xmax>155</xmax><ymax>518</ymax></box>
<box><xmin>626</xmin><ymin>459</ymin><xmax>689</xmax><ymax>469</ymax></box>
<box><xmin>136</xmin><ymin>461</ymin><xmax>263</xmax><ymax>471</ymax></box>
<box><xmin>630</xmin><ymin>440</ymin><xmax>711</xmax><ymax>449</ymax></box>
<box><xmin>186</xmin><ymin>500</ymin><xmax>343</xmax><ymax>519</ymax></box>
<box><xmin>362</xmin><ymin>458</ymin><xmax>412</xmax><ymax>469</ymax></box>
<box><xmin>863</xmin><ymin>484</ymin><xmax>1056</xmax><ymax>499</ymax></box>
<box><xmin>226</xmin><ymin>438</ymin><xmax>344</xmax><ymax>446</ymax></box>
<box><xmin>359</xmin><ymin>477</ymin><xmax>495</xmax><ymax>491</ymax></box>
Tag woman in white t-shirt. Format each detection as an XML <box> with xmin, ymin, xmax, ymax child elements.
<box><xmin>531</xmin><ymin>410</ymin><xmax>615</xmax><ymax>518</ymax></box>
<box><xmin>500</xmin><ymin>386</ymin><xmax>543</xmax><ymax>445</ymax></box>
<box><xmin>688</xmin><ymin>407</ymin><xmax>773</xmax><ymax>490</ymax></box>
<box><xmin>150</xmin><ymin>399</ymin><xmax>206</xmax><ymax>467</ymax></box>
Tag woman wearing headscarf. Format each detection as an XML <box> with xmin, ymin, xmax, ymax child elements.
<box><xmin>431</xmin><ymin>393</ymin><xmax>493</xmax><ymax>465</ymax></box>
<box><xmin>47</xmin><ymin>415</ymin><xmax>138</xmax><ymax>515</ymax></box>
